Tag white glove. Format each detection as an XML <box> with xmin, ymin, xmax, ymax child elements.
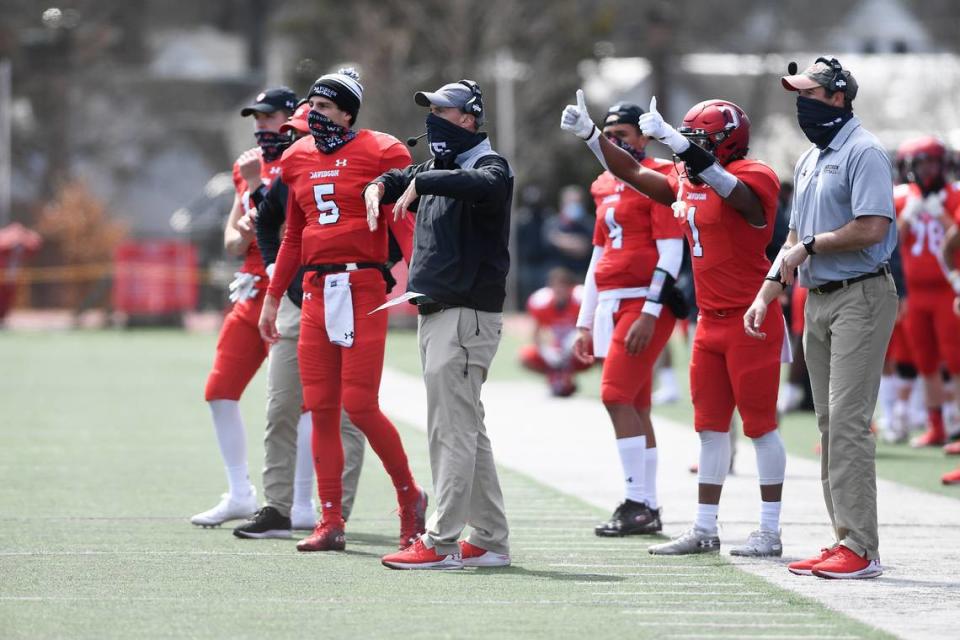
<box><xmin>638</xmin><ymin>96</ymin><xmax>689</xmax><ymax>154</ymax></box>
<box><xmin>265</xmin><ymin>263</ymin><xmax>276</xmax><ymax>279</ymax></box>
<box><xmin>228</xmin><ymin>272</ymin><xmax>261</xmax><ymax>303</ymax></box>
<box><xmin>561</xmin><ymin>89</ymin><xmax>598</xmax><ymax>140</ymax></box>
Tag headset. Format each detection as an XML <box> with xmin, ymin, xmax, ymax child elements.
<box><xmin>458</xmin><ymin>79</ymin><xmax>484</xmax><ymax>125</ymax></box>
<box><xmin>814</xmin><ymin>57</ymin><xmax>847</xmax><ymax>93</ymax></box>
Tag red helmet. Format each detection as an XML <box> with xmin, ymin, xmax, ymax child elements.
<box><xmin>679</xmin><ymin>99</ymin><xmax>750</xmax><ymax>165</ymax></box>
<box><xmin>896</xmin><ymin>136</ymin><xmax>947</xmax><ymax>188</ymax></box>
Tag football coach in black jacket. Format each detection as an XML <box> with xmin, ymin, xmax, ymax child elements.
<box><xmin>367</xmin><ymin>80</ymin><xmax>514</xmax><ymax>570</ymax></box>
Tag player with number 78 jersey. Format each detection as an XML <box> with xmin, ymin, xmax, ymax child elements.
<box><xmin>262</xmin><ymin>69</ymin><xmax>426</xmax><ymax>555</ymax></box>
<box><xmin>561</xmin><ymin>90</ymin><xmax>786</xmax><ymax>558</ymax></box>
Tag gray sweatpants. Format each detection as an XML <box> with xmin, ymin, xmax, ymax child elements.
<box><xmin>263</xmin><ymin>294</ymin><xmax>366</xmax><ymax>520</ymax></box>
<box><xmin>418</xmin><ymin>307</ymin><xmax>509</xmax><ymax>556</ymax></box>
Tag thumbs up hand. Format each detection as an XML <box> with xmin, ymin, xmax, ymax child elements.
<box><xmin>638</xmin><ymin>96</ymin><xmax>689</xmax><ymax>154</ymax></box>
<box><xmin>561</xmin><ymin>89</ymin><xmax>598</xmax><ymax>140</ymax></box>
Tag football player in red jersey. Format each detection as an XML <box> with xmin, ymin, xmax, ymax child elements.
<box><xmin>563</xmin><ymin>91</ymin><xmax>787</xmax><ymax>557</ymax></box>
<box><xmin>942</xmin><ymin>211</ymin><xmax>960</xmax><ymax>480</ymax></box>
<box><xmin>893</xmin><ymin>137</ymin><xmax>960</xmax><ymax>447</ymax></box>
<box><xmin>259</xmin><ymin>69</ymin><xmax>427</xmax><ymax>552</ymax></box>
<box><xmin>565</xmin><ymin>101</ymin><xmax>684</xmax><ymax>537</ymax></box>
<box><xmin>190</xmin><ymin>87</ymin><xmax>298</xmax><ymax>528</ymax></box>
<box><xmin>520</xmin><ymin>267</ymin><xmax>591</xmax><ymax>397</ymax></box>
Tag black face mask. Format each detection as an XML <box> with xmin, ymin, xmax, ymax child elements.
<box><xmin>796</xmin><ymin>96</ymin><xmax>853</xmax><ymax>149</ymax></box>
<box><xmin>606</xmin><ymin>134</ymin><xmax>646</xmax><ymax>163</ymax></box>
<box><xmin>307</xmin><ymin>110</ymin><xmax>356</xmax><ymax>154</ymax></box>
<box><xmin>425</xmin><ymin>113</ymin><xmax>483</xmax><ymax>164</ymax></box>
<box><xmin>254</xmin><ymin>130</ymin><xmax>290</xmax><ymax>162</ymax></box>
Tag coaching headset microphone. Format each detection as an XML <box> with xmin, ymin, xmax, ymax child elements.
<box><xmin>406</xmin><ymin>132</ymin><xmax>428</xmax><ymax>147</ymax></box>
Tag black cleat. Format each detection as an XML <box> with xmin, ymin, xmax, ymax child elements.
<box><xmin>594</xmin><ymin>500</ymin><xmax>662</xmax><ymax>536</ymax></box>
<box><xmin>233</xmin><ymin>506</ymin><xmax>293</xmax><ymax>539</ymax></box>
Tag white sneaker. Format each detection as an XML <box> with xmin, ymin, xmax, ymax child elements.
<box><xmin>729</xmin><ymin>529</ymin><xmax>783</xmax><ymax>557</ymax></box>
<box><xmin>291</xmin><ymin>501</ymin><xmax>318</xmax><ymax>531</ymax></box>
<box><xmin>648</xmin><ymin>526</ymin><xmax>720</xmax><ymax>555</ymax></box>
<box><xmin>190</xmin><ymin>487</ymin><xmax>257</xmax><ymax>527</ymax></box>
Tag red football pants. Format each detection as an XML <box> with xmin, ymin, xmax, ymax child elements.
<box><xmin>298</xmin><ymin>268</ymin><xmax>416</xmax><ymax>521</ymax></box>
<box><xmin>903</xmin><ymin>286</ymin><xmax>960</xmax><ymax>375</ymax></box>
<box><xmin>204</xmin><ymin>290</ymin><xmax>268</xmax><ymax>401</ymax></box>
<box><xmin>690</xmin><ymin>302</ymin><xmax>783</xmax><ymax>438</ymax></box>
<box><xmin>600</xmin><ymin>298</ymin><xmax>676</xmax><ymax>410</ymax></box>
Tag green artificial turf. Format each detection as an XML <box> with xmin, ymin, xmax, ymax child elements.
<box><xmin>0</xmin><ymin>329</ymin><xmax>899</xmax><ymax>638</ymax></box>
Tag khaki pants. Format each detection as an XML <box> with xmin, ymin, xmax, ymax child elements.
<box><xmin>803</xmin><ymin>273</ymin><xmax>897</xmax><ymax>559</ymax></box>
<box><xmin>263</xmin><ymin>295</ymin><xmax>366</xmax><ymax>519</ymax></box>
<box><xmin>418</xmin><ymin>307</ymin><xmax>509</xmax><ymax>556</ymax></box>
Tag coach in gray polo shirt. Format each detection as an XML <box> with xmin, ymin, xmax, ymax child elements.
<box><xmin>744</xmin><ymin>58</ymin><xmax>897</xmax><ymax>580</ymax></box>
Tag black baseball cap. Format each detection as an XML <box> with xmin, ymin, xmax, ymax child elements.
<box><xmin>604</xmin><ymin>102</ymin><xmax>645</xmax><ymax>129</ymax></box>
<box><xmin>240</xmin><ymin>86</ymin><xmax>298</xmax><ymax>117</ymax></box>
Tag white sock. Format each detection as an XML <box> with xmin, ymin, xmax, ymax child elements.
<box><xmin>293</xmin><ymin>412</ymin><xmax>315</xmax><ymax>511</ymax></box>
<box><xmin>695</xmin><ymin>503</ymin><xmax>719</xmax><ymax>533</ymax></box>
<box><xmin>208</xmin><ymin>400</ymin><xmax>250</xmax><ymax>498</ymax></box>
<box><xmin>910</xmin><ymin>378</ymin><xmax>926</xmax><ymax>425</ymax></box>
<box><xmin>658</xmin><ymin>368</ymin><xmax>677</xmax><ymax>394</ymax></box>
<box><xmin>878</xmin><ymin>374</ymin><xmax>896</xmax><ymax>424</ymax></box>
<box><xmin>616</xmin><ymin>436</ymin><xmax>646</xmax><ymax>504</ymax></box>
<box><xmin>760</xmin><ymin>500</ymin><xmax>781</xmax><ymax>532</ymax></box>
<box><xmin>643</xmin><ymin>447</ymin><xmax>658</xmax><ymax>509</ymax></box>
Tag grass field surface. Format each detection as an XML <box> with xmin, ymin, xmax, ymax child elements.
<box><xmin>0</xmin><ymin>328</ymin><xmax>939</xmax><ymax>638</ymax></box>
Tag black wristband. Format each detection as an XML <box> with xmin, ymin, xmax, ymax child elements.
<box><xmin>764</xmin><ymin>275</ymin><xmax>787</xmax><ymax>289</ymax></box>
<box><xmin>676</xmin><ymin>141</ymin><xmax>716</xmax><ymax>175</ymax></box>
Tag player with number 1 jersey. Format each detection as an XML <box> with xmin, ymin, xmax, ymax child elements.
<box><xmin>262</xmin><ymin>69</ymin><xmax>426</xmax><ymax>554</ymax></box>
<box><xmin>561</xmin><ymin>90</ymin><xmax>787</xmax><ymax>558</ymax></box>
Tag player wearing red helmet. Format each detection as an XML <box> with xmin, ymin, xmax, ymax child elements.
<box><xmin>893</xmin><ymin>136</ymin><xmax>960</xmax><ymax>447</ymax></box>
<box><xmin>562</xmin><ymin>91</ymin><xmax>786</xmax><ymax>557</ymax></box>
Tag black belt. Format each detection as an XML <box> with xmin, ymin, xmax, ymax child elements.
<box><xmin>416</xmin><ymin>300</ymin><xmax>459</xmax><ymax>316</ymax></box>
<box><xmin>302</xmin><ymin>262</ymin><xmax>397</xmax><ymax>293</ymax></box>
<box><xmin>303</xmin><ymin>262</ymin><xmax>384</xmax><ymax>274</ymax></box>
<box><xmin>810</xmin><ymin>265</ymin><xmax>890</xmax><ymax>295</ymax></box>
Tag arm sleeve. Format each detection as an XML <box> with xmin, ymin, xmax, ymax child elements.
<box><xmin>576</xmin><ymin>245</ymin><xmax>605</xmax><ymax>329</ymax></box>
<box><xmin>850</xmin><ymin>147</ymin><xmax>895</xmax><ymax>219</ymax></box>
<box><xmin>266</xmin><ymin>186</ymin><xmax>305</xmax><ymax>300</ymax></box>
<box><xmin>254</xmin><ymin>179</ymin><xmax>287</xmax><ymax>267</ymax></box>
<box><xmin>642</xmin><ymin>238</ymin><xmax>684</xmax><ymax>316</ymax></box>
<box><xmin>414</xmin><ymin>156</ymin><xmax>510</xmax><ymax>204</ymax></box>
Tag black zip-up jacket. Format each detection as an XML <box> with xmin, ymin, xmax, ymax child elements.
<box><xmin>253</xmin><ymin>178</ymin><xmax>306</xmax><ymax>307</ymax></box>
<box><xmin>374</xmin><ymin>145</ymin><xmax>513</xmax><ymax>312</ymax></box>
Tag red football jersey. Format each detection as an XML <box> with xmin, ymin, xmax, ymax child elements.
<box><xmin>232</xmin><ymin>148</ymin><xmax>282</xmax><ymax>283</ymax></box>
<box><xmin>268</xmin><ymin>130</ymin><xmax>412</xmax><ymax>299</ymax></box>
<box><xmin>590</xmin><ymin>159</ymin><xmax>681</xmax><ymax>291</ymax></box>
<box><xmin>668</xmin><ymin>159</ymin><xmax>780</xmax><ymax>311</ymax></box>
<box><xmin>894</xmin><ymin>181</ymin><xmax>960</xmax><ymax>289</ymax></box>
<box><xmin>527</xmin><ymin>285</ymin><xmax>583</xmax><ymax>344</ymax></box>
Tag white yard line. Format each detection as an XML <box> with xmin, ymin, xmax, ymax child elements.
<box><xmin>380</xmin><ymin>367</ymin><xmax>960</xmax><ymax>640</ymax></box>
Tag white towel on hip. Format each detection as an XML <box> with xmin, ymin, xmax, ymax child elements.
<box><xmin>592</xmin><ymin>297</ymin><xmax>620</xmax><ymax>359</ymax></box>
<box><xmin>323</xmin><ymin>273</ymin><xmax>354</xmax><ymax>348</ymax></box>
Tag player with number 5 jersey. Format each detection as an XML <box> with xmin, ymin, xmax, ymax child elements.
<box><xmin>561</xmin><ymin>90</ymin><xmax>787</xmax><ymax>558</ymax></box>
<box><xmin>261</xmin><ymin>69</ymin><xmax>427</xmax><ymax>554</ymax></box>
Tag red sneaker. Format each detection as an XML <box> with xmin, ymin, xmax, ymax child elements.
<box><xmin>460</xmin><ymin>540</ymin><xmax>511</xmax><ymax>567</ymax></box>
<box><xmin>911</xmin><ymin>428</ymin><xmax>946</xmax><ymax>448</ymax></box>
<box><xmin>398</xmin><ymin>488</ymin><xmax>428</xmax><ymax>550</ymax></box>
<box><xmin>787</xmin><ymin>547</ymin><xmax>838</xmax><ymax>576</ymax></box>
<box><xmin>942</xmin><ymin>467</ymin><xmax>960</xmax><ymax>485</ymax></box>
<box><xmin>944</xmin><ymin>442</ymin><xmax>960</xmax><ymax>456</ymax></box>
<box><xmin>812</xmin><ymin>545</ymin><xmax>882</xmax><ymax>579</ymax></box>
<box><xmin>381</xmin><ymin>537</ymin><xmax>463</xmax><ymax>570</ymax></box>
<box><xmin>296</xmin><ymin>519</ymin><xmax>345</xmax><ymax>552</ymax></box>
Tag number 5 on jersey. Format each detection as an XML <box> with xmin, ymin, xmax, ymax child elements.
<box><xmin>313</xmin><ymin>183</ymin><xmax>340</xmax><ymax>225</ymax></box>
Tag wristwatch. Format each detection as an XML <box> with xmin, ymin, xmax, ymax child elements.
<box><xmin>802</xmin><ymin>234</ymin><xmax>817</xmax><ymax>255</ymax></box>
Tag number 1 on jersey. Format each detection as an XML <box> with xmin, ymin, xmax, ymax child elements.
<box><xmin>687</xmin><ymin>206</ymin><xmax>703</xmax><ymax>257</ymax></box>
<box><xmin>313</xmin><ymin>183</ymin><xmax>341</xmax><ymax>225</ymax></box>
<box><xmin>604</xmin><ymin>207</ymin><xmax>623</xmax><ymax>249</ymax></box>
